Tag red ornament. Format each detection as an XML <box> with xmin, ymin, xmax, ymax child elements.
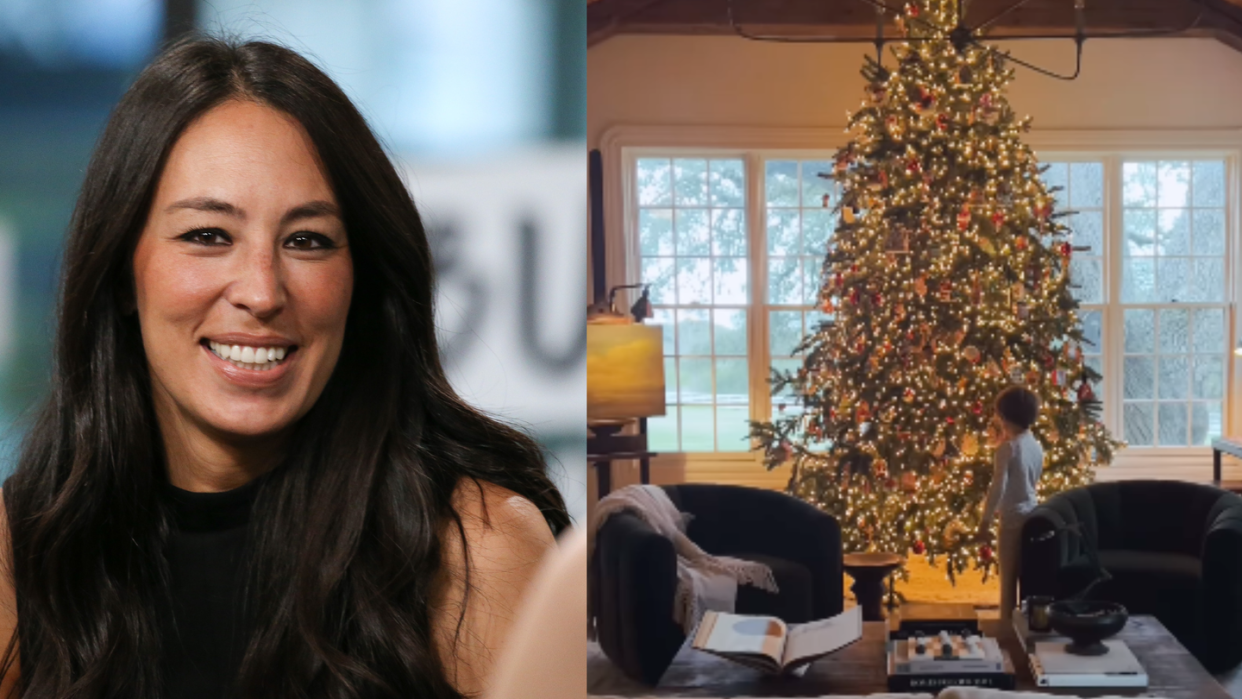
<box><xmin>912</xmin><ymin>540</ymin><xmax>926</xmax><ymax>555</ymax></box>
<box><xmin>972</xmin><ymin>401</ymin><xmax>983</xmax><ymax>415</ymax></box>
<box><xmin>1078</xmin><ymin>381</ymin><xmax>1096</xmax><ymax>403</ymax></box>
<box><xmin>936</xmin><ymin>113</ymin><xmax>949</xmax><ymax>131</ymax></box>
<box><xmin>1060</xmin><ymin>242</ymin><xmax>1073</xmax><ymax>257</ymax></box>
<box><xmin>991</xmin><ymin>211</ymin><xmax>1005</xmax><ymax>227</ymax></box>
<box><xmin>849</xmin><ymin>288</ymin><xmax>860</xmax><ymax>305</ymax></box>
<box><xmin>980</xmin><ymin>545</ymin><xmax>994</xmax><ymax>562</ymax></box>
<box><xmin>907</xmin><ymin>2</ymin><xmax>919</xmax><ymax>16</ymax></box>
<box><xmin>1015</xmin><ymin>236</ymin><xmax>1028</xmax><ymax>250</ymax></box>
<box><xmin>907</xmin><ymin>157</ymin><xmax>921</xmax><ymax>174</ymax></box>
<box><xmin>957</xmin><ymin>206</ymin><xmax>971</xmax><ymax>231</ymax></box>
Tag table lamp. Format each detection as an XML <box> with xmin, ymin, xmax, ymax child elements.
<box><xmin>587</xmin><ymin>285</ymin><xmax>665</xmax><ymax>455</ymax></box>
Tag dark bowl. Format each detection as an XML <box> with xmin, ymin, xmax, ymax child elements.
<box><xmin>1047</xmin><ymin>600</ymin><xmax>1129</xmax><ymax>656</ymax></box>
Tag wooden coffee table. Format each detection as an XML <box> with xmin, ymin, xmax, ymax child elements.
<box><xmin>587</xmin><ymin>614</ymin><xmax>1230</xmax><ymax>698</ymax></box>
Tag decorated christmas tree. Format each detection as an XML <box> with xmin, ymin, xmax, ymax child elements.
<box><xmin>750</xmin><ymin>0</ymin><xmax>1121</xmax><ymax>580</ymax></box>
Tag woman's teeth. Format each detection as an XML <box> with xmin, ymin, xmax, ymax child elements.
<box><xmin>208</xmin><ymin>341</ymin><xmax>288</xmax><ymax>371</ymax></box>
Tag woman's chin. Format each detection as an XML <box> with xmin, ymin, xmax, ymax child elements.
<box><xmin>202</xmin><ymin>409</ymin><xmax>299</xmax><ymax>442</ymax></box>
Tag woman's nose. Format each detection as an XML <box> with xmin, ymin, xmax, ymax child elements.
<box><xmin>223</xmin><ymin>244</ymin><xmax>286</xmax><ymax>318</ymax></box>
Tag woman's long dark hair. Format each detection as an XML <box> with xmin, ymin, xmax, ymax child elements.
<box><xmin>1</xmin><ymin>37</ymin><xmax>569</xmax><ymax>698</ymax></box>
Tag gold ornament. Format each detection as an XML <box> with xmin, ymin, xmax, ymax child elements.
<box><xmin>962</xmin><ymin>433</ymin><xmax>980</xmax><ymax>457</ymax></box>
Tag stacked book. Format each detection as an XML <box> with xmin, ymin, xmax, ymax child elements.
<box><xmin>886</xmin><ymin>628</ymin><xmax>1016</xmax><ymax>691</ymax></box>
<box><xmin>1012</xmin><ymin>611</ymin><xmax>1148</xmax><ymax>688</ymax></box>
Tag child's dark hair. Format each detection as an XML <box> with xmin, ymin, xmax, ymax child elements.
<box><xmin>996</xmin><ymin>385</ymin><xmax>1040</xmax><ymax>430</ymax></box>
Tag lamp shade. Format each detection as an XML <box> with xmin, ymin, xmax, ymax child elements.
<box><xmin>587</xmin><ymin>317</ymin><xmax>666</xmax><ymax>422</ymax></box>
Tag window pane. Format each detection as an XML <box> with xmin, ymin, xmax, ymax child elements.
<box><xmin>652</xmin><ymin>309</ymin><xmax>675</xmax><ymax>354</ymax></box>
<box><xmin>716</xmin><ymin>405</ymin><xmax>750</xmax><ymax>452</ymax></box>
<box><xmin>803</xmin><ymin>257</ymin><xmax>823</xmax><ymax>305</ymax></box>
<box><xmin>709</xmin><ymin>159</ymin><xmax>745</xmax><ymax>207</ymax></box>
<box><xmin>770</xmin><ymin>310</ymin><xmax>803</xmax><ymax>357</ymax></box>
<box><xmin>715</xmin><ymin>358</ymin><xmax>748</xmax><ymax>404</ymax></box>
<box><xmin>1157</xmin><ymin>209</ymin><xmax>1190</xmax><ymax>256</ymax></box>
<box><xmin>642</xmin><ymin>258</ymin><xmax>675</xmax><ymax>304</ymax></box>
<box><xmin>1070</xmin><ymin>162</ymin><xmax>1104</xmax><ymax>208</ymax></box>
<box><xmin>1123</xmin><ymin>402</ymin><xmax>1154</xmax><ymax>445</ymax></box>
<box><xmin>1124</xmin><ymin>357</ymin><xmax>1154</xmax><ymax>399</ymax></box>
<box><xmin>637</xmin><ymin>158</ymin><xmax>672</xmax><ymax>206</ymax></box>
<box><xmin>679</xmin><ymin>405</ymin><xmax>714</xmax><ymax>451</ymax></box>
<box><xmin>1124</xmin><ymin>310</ymin><xmax>1155</xmax><ymax>353</ymax></box>
<box><xmin>1191</xmin><ymin>259</ymin><xmax>1225</xmax><ymax>303</ymax></box>
<box><xmin>1193</xmin><ymin>309</ymin><xmax>1226</xmax><ymax>354</ymax></box>
<box><xmin>1157</xmin><ymin>357</ymin><xmax>1189</xmax><ymax>399</ymax></box>
<box><xmin>1194</xmin><ymin>356</ymin><xmax>1224</xmax><ymax>400</ymax></box>
<box><xmin>803</xmin><ymin>210</ymin><xmax>833</xmax><ymax>255</ymax></box>
<box><xmin>712</xmin><ymin>258</ymin><xmax>748</xmax><ymax>305</ymax></box>
<box><xmin>1192</xmin><ymin>209</ymin><xmax>1225</xmax><ymax>256</ymax></box>
<box><xmin>676</xmin><ymin>258</ymin><xmax>711</xmax><ymax>304</ymax></box>
<box><xmin>1123</xmin><ymin>209</ymin><xmax>1157</xmax><ymax>256</ymax></box>
<box><xmin>673</xmin><ymin>159</ymin><xmax>708</xmax><ymax>206</ymax></box>
<box><xmin>664</xmin><ymin>356</ymin><xmax>678</xmax><ymax>402</ymax></box>
<box><xmin>801</xmin><ymin>161</ymin><xmax>836</xmax><ymax>209</ymax></box>
<box><xmin>1192</xmin><ymin>402</ymin><xmax>1223</xmax><ymax>445</ymax></box>
<box><xmin>1068</xmin><ymin>211</ymin><xmax>1103</xmax><ymax>253</ymax></box>
<box><xmin>1158</xmin><ymin>309</ymin><xmax>1189</xmax><ymax>354</ymax></box>
<box><xmin>648</xmin><ymin>407</ymin><xmax>679</xmax><ymax>451</ymax></box>
<box><xmin>766</xmin><ymin>160</ymin><xmax>799</xmax><ymax>207</ymax></box>
<box><xmin>767</xmin><ymin>209</ymin><xmax>800</xmax><ymax>255</ymax></box>
<box><xmin>713</xmin><ymin>309</ymin><xmax>747</xmax><ymax>356</ymax></box>
<box><xmin>639</xmin><ymin>209</ymin><xmax>673</xmax><ymax>256</ymax></box>
<box><xmin>1123</xmin><ymin>162</ymin><xmax>1157</xmax><ymax>207</ymax></box>
<box><xmin>1156</xmin><ymin>161</ymin><xmax>1190</xmax><ymax>208</ymax></box>
<box><xmin>1044</xmin><ymin>162</ymin><xmax>1068</xmax><ymax>207</ymax></box>
<box><xmin>1070</xmin><ymin>258</ymin><xmax>1102</xmax><ymax>304</ymax></box>
<box><xmin>1121</xmin><ymin>257</ymin><xmax>1156</xmax><ymax>303</ymax></box>
<box><xmin>677</xmin><ymin>309</ymin><xmax>710</xmax><ymax>355</ymax></box>
<box><xmin>768</xmin><ymin>256</ymin><xmax>802</xmax><ymax>305</ymax></box>
<box><xmin>1193</xmin><ymin>161</ymin><xmax>1225</xmax><ymax>207</ymax></box>
<box><xmin>1157</xmin><ymin>258</ymin><xmax>1191</xmax><ymax>303</ymax></box>
<box><xmin>1157</xmin><ymin>403</ymin><xmax>1189</xmax><ymax>446</ymax></box>
<box><xmin>1079</xmin><ymin>310</ymin><xmax>1102</xmax><ymax>352</ymax></box>
<box><xmin>712</xmin><ymin>209</ymin><xmax>747</xmax><ymax>257</ymax></box>
<box><xmin>675</xmin><ymin>209</ymin><xmax>710</xmax><ymax>256</ymax></box>
<box><xmin>678</xmin><ymin>358</ymin><xmax>712</xmax><ymax>403</ymax></box>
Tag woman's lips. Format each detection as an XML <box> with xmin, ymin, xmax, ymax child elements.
<box><xmin>202</xmin><ymin>341</ymin><xmax>297</xmax><ymax>387</ymax></box>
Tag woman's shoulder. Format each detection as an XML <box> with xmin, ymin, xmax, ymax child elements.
<box><xmin>446</xmin><ymin>478</ymin><xmax>555</xmax><ymax>561</ymax></box>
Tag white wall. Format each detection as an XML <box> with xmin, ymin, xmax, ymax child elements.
<box><xmin>589</xmin><ymin>36</ymin><xmax>1242</xmax><ymax>147</ymax></box>
<box><xmin>587</xmin><ymin>35</ymin><xmax>1242</xmax><ymax>496</ymax></box>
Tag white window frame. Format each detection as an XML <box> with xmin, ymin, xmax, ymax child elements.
<box><xmin>601</xmin><ymin>125</ymin><xmax>1242</xmax><ymax>474</ymax></box>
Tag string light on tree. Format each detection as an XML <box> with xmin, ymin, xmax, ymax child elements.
<box><xmin>749</xmin><ymin>0</ymin><xmax>1120</xmax><ymax>583</ymax></box>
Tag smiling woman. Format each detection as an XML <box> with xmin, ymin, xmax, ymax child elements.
<box><xmin>0</xmin><ymin>38</ymin><xmax>569</xmax><ymax>699</ymax></box>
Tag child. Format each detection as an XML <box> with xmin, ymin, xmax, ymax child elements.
<box><xmin>977</xmin><ymin>385</ymin><xmax>1043</xmax><ymax>620</ymax></box>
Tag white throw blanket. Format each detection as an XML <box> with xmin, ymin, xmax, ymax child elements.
<box><xmin>588</xmin><ymin>485</ymin><xmax>779</xmax><ymax>635</ymax></box>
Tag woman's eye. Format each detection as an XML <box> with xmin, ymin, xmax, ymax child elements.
<box><xmin>179</xmin><ymin>228</ymin><xmax>230</xmax><ymax>245</ymax></box>
<box><xmin>286</xmin><ymin>232</ymin><xmax>334</xmax><ymax>250</ymax></box>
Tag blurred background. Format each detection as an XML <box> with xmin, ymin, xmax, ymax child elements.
<box><xmin>0</xmin><ymin>0</ymin><xmax>587</xmax><ymax>523</ymax></box>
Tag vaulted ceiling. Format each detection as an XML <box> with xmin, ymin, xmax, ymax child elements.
<box><xmin>588</xmin><ymin>0</ymin><xmax>1242</xmax><ymax>52</ymax></box>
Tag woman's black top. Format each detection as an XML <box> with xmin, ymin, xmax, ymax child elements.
<box><xmin>157</xmin><ymin>477</ymin><xmax>261</xmax><ymax>699</ymax></box>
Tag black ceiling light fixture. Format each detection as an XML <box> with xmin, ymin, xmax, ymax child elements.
<box><xmin>725</xmin><ymin>0</ymin><xmax>1209</xmax><ymax>81</ymax></box>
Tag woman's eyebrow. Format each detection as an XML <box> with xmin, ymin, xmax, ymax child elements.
<box><xmin>282</xmin><ymin>200</ymin><xmax>340</xmax><ymax>225</ymax></box>
<box><xmin>163</xmin><ymin>197</ymin><xmax>340</xmax><ymax>226</ymax></box>
<box><xmin>166</xmin><ymin>196</ymin><xmax>242</xmax><ymax>217</ymax></box>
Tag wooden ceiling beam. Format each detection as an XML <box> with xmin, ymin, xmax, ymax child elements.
<box><xmin>589</xmin><ymin>0</ymin><xmax>1219</xmax><ymax>46</ymax></box>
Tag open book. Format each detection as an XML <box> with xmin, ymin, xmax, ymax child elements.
<box><xmin>690</xmin><ymin>605</ymin><xmax>863</xmax><ymax>675</ymax></box>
